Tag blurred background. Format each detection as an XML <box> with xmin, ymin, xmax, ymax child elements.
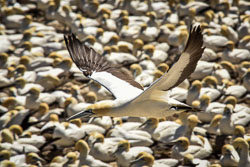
<box><xmin>0</xmin><ymin>0</ymin><xmax>250</xmax><ymax>166</ymax></box>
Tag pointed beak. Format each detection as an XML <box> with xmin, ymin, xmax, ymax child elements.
<box><xmin>139</xmin><ymin>120</ymin><xmax>148</xmax><ymax>128</ymax></box>
<box><xmin>67</xmin><ymin>109</ymin><xmax>94</xmax><ymax>121</ymax></box>
<box><xmin>130</xmin><ymin>157</ymin><xmax>142</xmax><ymax>164</ymax></box>
<box><xmin>36</xmin><ymin>156</ymin><xmax>46</xmax><ymax>162</ymax></box>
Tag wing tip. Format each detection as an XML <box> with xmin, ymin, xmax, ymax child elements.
<box><xmin>184</xmin><ymin>23</ymin><xmax>205</xmax><ymax>56</ymax></box>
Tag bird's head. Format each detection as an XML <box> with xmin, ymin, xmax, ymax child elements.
<box><xmin>187</xmin><ymin>114</ymin><xmax>201</xmax><ymax>128</ymax></box>
<box><xmin>75</xmin><ymin>140</ymin><xmax>89</xmax><ymax>157</ymax></box>
<box><xmin>174</xmin><ymin>137</ymin><xmax>190</xmax><ymax>150</ymax></box>
<box><xmin>65</xmin><ymin>152</ymin><xmax>77</xmax><ymax>164</ymax></box>
<box><xmin>89</xmin><ymin>132</ymin><xmax>104</xmax><ymax>146</ymax></box>
<box><xmin>0</xmin><ymin>150</ymin><xmax>11</xmax><ymax>161</ymax></box>
<box><xmin>222</xmin><ymin>144</ymin><xmax>235</xmax><ymax>156</ymax></box>
<box><xmin>130</xmin><ymin>152</ymin><xmax>154</xmax><ymax>167</ymax></box>
<box><xmin>67</xmin><ymin>102</ymin><xmax>114</xmax><ymax>121</ymax></box>
<box><xmin>69</xmin><ymin>118</ymin><xmax>82</xmax><ymax>128</ymax></box>
<box><xmin>233</xmin><ymin>125</ymin><xmax>245</xmax><ymax>138</ymax></box>
<box><xmin>210</xmin><ymin>114</ymin><xmax>222</xmax><ymax>127</ymax></box>
<box><xmin>233</xmin><ymin>137</ymin><xmax>249</xmax><ymax>153</ymax></box>
<box><xmin>224</xmin><ymin>96</ymin><xmax>237</xmax><ymax>108</ymax></box>
<box><xmin>115</xmin><ymin>140</ymin><xmax>130</xmax><ymax>153</ymax></box>
<box><xmin>139</xmin><ymin>118</ymin><xmax>159</xmax><ymax>129</ymax></box>
<box><xmin>9</xmin><ymin>124</ymin><xmax>23</xmax><ymax>136</ymax></box>
<box><xmin>25</xmin><ymin>152</ymin><xmax>45</xmax><ymax>165</ymax></box>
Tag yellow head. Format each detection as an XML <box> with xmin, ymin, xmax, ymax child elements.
<box><xmin>190</xmin><ymin>80</ymin><xmax>202</xmax><ymax>91</ymax></box>
<box><xmin>103</xmin><ymin>46</ymin><xmax>111</xmax><ymax>54</ymax></box>
<box><xmin>118</xmin><ymin>44</ymin><xmax>130</xmax><ymax>53</ymax></box>
<box><xmin>210</xmin><ymin>114</ymin><xmax>222</xmax><ymax>127</ymax></box>
<box><xmin>2</xmin><ymin>97</ymin><xmax>18</xmax><ymax>109</ymax></box>
<box><xmin>183</xmin><ymin>153</ymin><xmax>194</xmax><ymax>165</ymax></box>
<box><xmin>157</xmin><ymin>63</ymin><xmax>169</xmax><ymax>73</ymax></box>
<box><xmin>233</xmin><ymin>137</ymin><xmax>249</xmax><ymax>151</ymax></box>
<box><xmin>9</xmin><ymin>124</ymin><xmax>23</xmax><ymax>136</ymax></box>
<box><xmin>224</xmin><ymin>96</ymin><xmax>237</xmax><ymax>107</ymax></box>
<box><xmin>153</xmin><ymin>70</ymin><xmax>164</xmax><ymax>80</ymax></box>
<box><xmin>26</xmin><ymin>152</ymin><xmax>44</xmax><ymax>164</ymax></box>
<box><xmin>143</xmin><ymin>44</ymin><xmax>155</xmax><ymax>56</ymax></box>
<box><xmin>49</xmin><ymin>114</ymin><xmax>59</xmax><ymax>122</ymax></box>
<box><xmin>187</xmin><ymin>115</ymin><xmax>201</xmax><ymax>128</ymax></box>
<box><xmin>69</xmin><ymin>118</ymin><xmax>82</xmax><ymax>127</ymax></box>
<box><xmin>220</xmin><ymin>61</ymin><xmax>235</xmax><ymax>74</ymax></box>
<box><xmin>175</xmin><ymin>137</ymin><xmax>190</xmax><ymax>150</ymax></box>
<box><xmin>15</xmin><ymin>77</ymin><xmax>26</xmax><ymax>88</ymax></box>
<box><xmin>84</xmin><ymin>91</ymin><xmax>97</xmax><ymax>103</ymax></box>
<box><xmin>222</xmin><ymin>144</ymin><xmax>235</xmax><ymax>155</ymax></box>
<box><xmin>0</xmin><ymin>161</ymin><xmax>16</xmax><ymax>167</ymax></box>
<box><xmin>133</xmin><ymin>152</ymin><xmax>154</xmax><ymax>166</ymax></box>
<box><xmin>85</xmin><ymin>35</ymin><xmax>96</xmax><ymax>45</ymax></box>
<box><xmin>116</xmin><ymin>140</ymin><xmax>130</xmax><ymax>152</ymax></box>
<box><xmin>130</xmin><ymin>64</ymin><xmax>142</xmax><ymax>76</ymax></box>
<box><xmin>0</xmin><ymin>52</ymin><xmax>8</xmax><ymax>65</ymax></box>
<box><xmin>1</xmin><ymin>129</ymin><xmax>14</xmax><ymax>144</ymax></box>
<box><xmin>38</xmin><ymin>103</ymin><xmax>49</xmax><ymax>115</ymax></box>
<box><xmin>226</xmin><ymin>41</ymin><xmax>235</xmax><ymax>50</ymax></box>
<box><xmin>202</xmin><ymin>76</ymin><xmax>218</xmax><ymax>88</ymax></box>
<box><xmin>233</xmin><ymin>125</ymin><xmax>245</xmax><ymax>137</ymax></box>
<box><xmin>75</xmin><ymin>140</ymin><xmax>89</xmax><ymax>157</ymax></box>
<box><xmin>66</xmin><ymin>152</ymin><xmax>77</xmax><ymax>163</ymax></box>
<box><xmin>64</xmin><ymin>97</ymin><xmax>78</xmax><ymax>107</ymax></box>
<box><xmin>133</xmin><ymin>39</ymin><xmax>144</xmax><ymax>50</ymax></box>
<box><xmin>0</xmin><ymin>149</ymin><xmax>11</xmax><ymax>160</ymax></box>
<box><xmin>89</xmin><ymin>132</ymin><xmax>104</xmax><ymax>144</ymax></box>
<box><xmin>28</xmin><ymin>87</ymin><xmax>40</xmax><ymax>98</ymax></box>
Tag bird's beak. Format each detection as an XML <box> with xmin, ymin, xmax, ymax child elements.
<box><xmin>138</xmin><ymin>120</ymin><xmax>149</xmax><ymax>128</ymax></box>
<box><xmin>67</xmin><ymin>109</ymin><xmax>94</xmax><ymax>121</ymax></box>
<box><xmin>130</xmin><ymin>157</ymin><xmax>142</xmax><ymax>164</ymax></box>
<box><xmin>169</xmin><ymin>139</ymin><xmax>179</xmax><ymax>145</ymax></box>
<box><xmin>36</xmin><ymin>156</ymin><xmax>46</xmax><ymax>162</ymax></box>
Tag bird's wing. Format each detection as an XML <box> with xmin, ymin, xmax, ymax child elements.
<box><xmin>64</xmin><ymin>34</ymin><xmax>143</xmax><ymax>100</ymax></box>
<box><xmin>131</xmin><ymin>25</ymin><xmax>205</xmax><ymax>103</ymax></box>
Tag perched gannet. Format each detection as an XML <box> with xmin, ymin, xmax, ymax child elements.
<box><xmin>171</xmin><ymin>136</ymin><xmax>211</xmax><ymax>160</ymax></box>
<box><xmin>113</xmin><ymin>140</ymin><xmax>153</xmax><ymax>167</ymax></box>
<box><xmin>65</xmin><ymin>25</ymin><xmax>205</xmax><ymax>120</ymax></box>
<box><xmin>220</xmin><ymin>144</ymin><xmax>239</xmax><ymax>167</ymax></box>
<box><xmin>75</xmin><ymin>140</ymin><xmax>111</xmax><ymax>167</ymax></box>
<box><xmin>107</xmin><ymin>126</ymin><xmax>153</xmax><ymax>147</ymax></box>
<box><xmin>87</xmin><ymin>132</ymin><xmax>119</xmax><ymax>162</ymax></box>
<box><xmin>182</xmin><ymin>153</ymin><xmax>210</xmax><ymax>167</ymax></box>
<box><xmin>233</xmin><ymin>137</ymin><xmax>250</xmax><ymax>167</ymax></box>
<box><xmin>130</xmin><ymin>152</ymin><xmax>154</xmax><ymax>167</ymax></box>
<box><xmin>207</xmin><ymin>114</ymin><xmax>222</xmax><ymax>135</ymax></box>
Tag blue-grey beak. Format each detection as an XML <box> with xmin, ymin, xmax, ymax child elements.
<box><xmin>67</xmin><ymin>109</ymin><xmax>94</xmax><ymax>121</ymax></box>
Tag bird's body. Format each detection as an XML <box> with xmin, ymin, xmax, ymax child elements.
<box><xmin>64</xmin><ymin>25</ymin><xmax>205</xmax><ymax>119</ymax></box>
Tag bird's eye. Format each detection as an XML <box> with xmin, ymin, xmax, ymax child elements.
<box><xmin>85</xmin><ymin>109</ymin><xmax>93</xmax><ymax>113</ymax></box>
<box><xmin>170</xmin><ymin>106</ymin><xmax>177</xmax><ymax>110</ymax></box>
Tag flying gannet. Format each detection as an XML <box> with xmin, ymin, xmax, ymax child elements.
<box><xmin>64</xmin><ymin>25</ymin><xmax>205</xmax><ymax>120</ymax></box>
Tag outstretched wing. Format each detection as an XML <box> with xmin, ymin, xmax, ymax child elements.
<box><xmin>64</xmin><ymin>34</ymin><xmax>143</xmax><ymax>100</ymax></box>
<box><xmin>131</xmin><ymin>25</ymin><xmax>205</xmax><ymax>102</ymax></box>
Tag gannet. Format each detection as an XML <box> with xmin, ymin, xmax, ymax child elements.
<box><xmin>64</xmin><ymin>25</ymin><xmax>205</xmax><ymax>120</ymax></box>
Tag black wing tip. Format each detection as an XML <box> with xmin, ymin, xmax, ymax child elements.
<box><xmin>185</xmin><ymin>23</ymin><xmax>206</xmax><ymax>53</ymax></box>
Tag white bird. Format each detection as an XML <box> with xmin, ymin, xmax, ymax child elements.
<box><xmin>220</xmin><ymin>144</ymin><xmax>239</xmax><ymax>167</ymax></box>
<box><xmin>107</xmin><ymin>126</ymin><xmax>153</xmax><ymax>147</ymax></box>
<box><xmin>87</xmin><ymin>132</ymin><xmax>120</xmax><ymax>162</ymax></box>
<box><xmin>65</xmin><ymin>25</ymin><xmax>205</xmax><ymax>120</ymax></box>
<box><xmin>233</xmin><ymin>137</ymin><xmax>250</xmax><ymax>167</ymax></box>
<box><xmin>171</xmin><ymin>136</ymin><xmax>211</xmax><ymax>160</ymax></box>
<box><xmin>75</xmin><ymin>140</ymin><xmax>111</xmax><ymax>167</ymax></box>
<box><xmin>113</xmin><ymin>140</ymin><xmax>153</xmax><ymax>167</ymax></box>
<box><xmin>219</xmin><ymin>104</ymin><xmax>235</xmax><ymax>135</ymax></box>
